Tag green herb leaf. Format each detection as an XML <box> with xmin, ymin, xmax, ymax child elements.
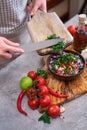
<box><xmin>38</xmin><ymin>111</ymin><xmax>51</xmax><ymax>124</ymax></box>
<box><xmin>51</xmin><ymin>41</ymin><xmax>64</xmax><ymax>52</ymax></box>
<box><xmin>47</xmin><ymin>34</ymin><xmax>64</xmax><ymax>52</ymax></box>
<box><xmin>47</xmin><ymin>34</ymin><xmax>59</xmax><ymax>39</ymax></box>
<box><xmin>37</xmin><ymin>68</ymin><xmax>47</xmax><ymax>79</ymax></box>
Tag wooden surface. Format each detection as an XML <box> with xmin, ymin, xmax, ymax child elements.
<box><xmin>42</xmin><ymin>54</ymin><xmax>87</xmax><ymax>105</ymax></box>
<box><xmin>27</xmin><ymin>10</ymin><xmax>73</xmax><ymax>43</ymax></box>
<box><xmin>27</xmin><ymin>11</ymin><xmax>87</xmax><ymax>105</ymax></box>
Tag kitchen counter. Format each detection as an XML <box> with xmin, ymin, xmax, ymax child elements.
<box><xmin>0</xmin><ymin>15</ymin><xmax>87</xmax><ymax>130</ymax></box>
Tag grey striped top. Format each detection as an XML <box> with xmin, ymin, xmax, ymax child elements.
<box><xmin>0</xmin><ymin>0</ymin><xmax>29</xmax><ymax>34</ymax></box>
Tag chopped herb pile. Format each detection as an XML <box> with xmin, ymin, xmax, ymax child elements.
<box><xmin>47</xmin><ymin>34</ymin><xmax>64</xmax><ymax>52</ymax></box>
<box><xmin>47</xmin><ymin>34</ymin><xmax>59</xmax><ymax>39</ymax></box>
<box><xmin>50</xmin><ymin>41</ymin><xmax>64</xmax><ymax>52</ymax></box>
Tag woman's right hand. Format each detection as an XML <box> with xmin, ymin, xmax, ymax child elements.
<box><xmin>0</xmin><ymin>37</ymin><xmax>24</xmax><ymax>60</ymax></box>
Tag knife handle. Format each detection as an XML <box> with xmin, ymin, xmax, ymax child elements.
<box><xmin>37</xmin><ymin>48</ymin><xmax>53</xmax><ymax>56</ymax></box>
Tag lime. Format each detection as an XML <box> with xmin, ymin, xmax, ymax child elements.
<box><xmin>20</xmin><ymin>76</ymin><xmax>33</xmax><ymax>91</ymax></box>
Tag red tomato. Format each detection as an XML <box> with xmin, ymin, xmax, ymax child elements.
<box><xmin>48</xmin><ymin>104</ymin><xmax>60</xmax><ymax>118</ymax></box>
<box><xmin>34</xmin><ymin>76</ymin><xmax>46</xmax><ymax>87</ymax></box>
<box><xmin>39</xmin><ymin>95</ymin><xmax>51</xmax><ymax>107</ymax></box>
<box><xmin>37</xmin><ymin>85</ymin><xmax>49</xmax><ymax>96</ymax></box>
<box><xmin>26</xmin><ymin>87</ymin><xmax>37</xmax><ymax>100</ymax></box>
<box><xmin>28</xmin><ymin>98</ymin><xmax>39</xmax><ymax>109</ymax></box>
<box><xmin>68</xmin><ymin>62</ymin><xmax>72</xmax><ymax>66</ymax></box>
<box><xmin>67</xmin><ymin>25</ymin><xmax>76</xmax><ymax>35</ymax></box>
<box><xmin>27</xmin><ymin>71</ymin><xmax>37</xmax><ymax>80</ymax></box>
<box><xmin>61</xmin><ymin>63</ymin><xmax>65</xmax><ymax>68</ymax></box>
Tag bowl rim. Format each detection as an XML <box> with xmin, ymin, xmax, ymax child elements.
<box><xmin>47</xmin><ymin>50</ymin><xmax>86</xmax><ymax>80</ymax></box>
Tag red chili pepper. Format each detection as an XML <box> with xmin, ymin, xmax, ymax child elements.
<box><xmin>17</xmin><ymin>90</ymin><xmax>27</xmax><ymax>116</ymax></box>
<box><xmin>48</xmin><ymin>87</ymin><xmax>68</xmax><ymax>98</ymax></box>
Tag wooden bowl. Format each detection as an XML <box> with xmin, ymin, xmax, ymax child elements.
<box><xmin>47</xmin><ymin>50</ymin><xmax>86</xmax><ymax>81</ymax></box>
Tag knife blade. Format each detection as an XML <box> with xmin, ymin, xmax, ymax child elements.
<box><xmin>23</xmin><ymin>38</ymin><xmax>64</xmax><ymax>52</ymax></box>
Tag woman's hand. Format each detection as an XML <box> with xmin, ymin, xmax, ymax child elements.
<box><xmin>27</xmin><ymin>0</ymin><xmax>47</xmax><ymax>15</ymax></box>
<box><xmin>0</xmin><ymin>37</ymin><xmax>24</xmax><ymax>60</ymax></box>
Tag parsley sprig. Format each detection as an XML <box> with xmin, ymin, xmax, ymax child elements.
<box><xmin>47</xmin><ymin>34</ymin><xmax>64</xmax><ymax>52</ymax></box>
<box><xmin>38</xmin><ymin>111</ymin><xmax>51</xmax><ymax>124</ymax></box>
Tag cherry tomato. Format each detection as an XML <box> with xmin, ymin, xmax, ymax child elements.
<box><xmin>48</xmin><ymin>104</ymin><xmax>60</xmax><ymax>118</ymax></box>
<box><xmin>39</xmin><ymin>95</ymin><xmax>51</xmax><ymax>107</ymax></box>
<box><xmin>26</xmin><ymin>87</ymin><xmax>37</xmax><ymax>100</ymax></box>
<box><xmin>67</xmin><ymin>25</ymin><xmax>76</xmax><ymax>36</ymax></box>
<box><xmin>27</xmin><ymin>71</ymin><xmax>37</xmax><ymax>80</ymax></box>
<box><xmin>34</xmin><ymin>76</ymin><xmax>46</xmax><ymax>87</ymax></box>
<box><xmin>37</xmin><ymin>85</ymin><xmax>49</xmax><ymax>96</ymax></box>
<box><xmin>28</xmin><ymin>98</ymin><xmax>39</xmax><ymax>109</ymax></box>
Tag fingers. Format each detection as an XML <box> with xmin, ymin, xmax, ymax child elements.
<box><xmin>39</xmin><ymin>4</ymin><xmax>47</xmax><ymax>13</ymax></box>
<box><xmin>0</xmin><ymin>37</ymin><xmax>24</xmax><ymax>61</ymax></box>
<box><xmin>0</xmin><ymin>37</ymin><xmax>24</xmax><ymax>54</ymax></box>
<box><xmin>27</xmin><ymin>3</ymin><xmax>33</xmax><ymax>13</ymax></box>
<box><xmin>28</xmin><ymin>0</ymin><xmax>47</xmax><ymax>15</ymax></box>
<box><xmin>0</xmin><ymin>57</ymin><xmax>5</xmax><ymax>60</ymax></box>
<box><xmin>0</xmin><ymin>51</ymin><xmax>12</xmax><ymax>60</ymax></box>
<box><xmin>30</xmin><ymin>2</ymin><xmax>40</xmax><ymax>15</ymax></box>
<box><xmin>0</xmin><ymin>47</ymin><xmax>24</xmax><ymax>60</ymax></box>
<box><xmin>3</xmin><ymin>37</ymin><xmax>20</xmax><ymax>47</ymax></box>
<box><xmin>37</xmin><ymin>0</ymin><xmax>47</xmax><ymax>13</ymax></box>
<box><xmin>7</xmin><ymin>46</ymin><xmax>24</xmax><ymax>54</ymax></box>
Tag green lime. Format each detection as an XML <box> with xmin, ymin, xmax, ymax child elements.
<box><xmin>20</xmin><ymin>76</ymin><xmax>33</xmax><ymax>91</ymax></box>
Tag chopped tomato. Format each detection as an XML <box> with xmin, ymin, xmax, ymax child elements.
<box><xmin>61</xmin><ymin>63</ymin><xmax>65</xmax><ymax>68</ymax></box>
<box><xmin>85</xmin><ymin>25</ymin><xmax>87</xmax><ymax>32</ymax></box>
<box><xmin>86</xmin><ymin>61</ymin><xmax>87</xmax><ymax>67</ymax></box>
<box><xmin>68</xmin><ymin>62</ymin><xmax>72</xmax><ymax>66</ymax></box>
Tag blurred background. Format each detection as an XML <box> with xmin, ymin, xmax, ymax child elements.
<box><xmin>47</xmin><ymin>0</ymin><xmax>87</xmax><ymax>22</ymax></box>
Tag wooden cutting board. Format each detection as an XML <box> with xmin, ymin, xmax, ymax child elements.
<box><xmin>27</xmin><ymin>11</ymin><xmax>87</xmax><ymax>105</ymax></box>
<box><xmin>27</xmin><ymin>10</ymin><xmax>73</xmax><ymax>43</ymax></box>
<box><xmin>42</xmin><ymin>55</ymin><xmax>87</xmax><ymax>105</ymax></box>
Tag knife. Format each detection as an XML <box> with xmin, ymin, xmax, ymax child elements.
<box><xmin>22</xmin><ymin>38</ymin><xmax>64</xmax><ymax>52</ymax></box>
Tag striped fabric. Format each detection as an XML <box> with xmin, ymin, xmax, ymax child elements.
<box><xmin>0</xmin><ymin>0</ymin><xmax>28</xmax><ymax>34</ymax></box>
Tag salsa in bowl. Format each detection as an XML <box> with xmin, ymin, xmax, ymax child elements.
<box><xmin>47</xmin><ymin>50</ymin><xmax>85</xmax><ymax>80</ymax></box>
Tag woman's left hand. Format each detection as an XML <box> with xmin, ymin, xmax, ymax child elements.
<box><xmin>27</xmin><ymin>0</ymin><xmax>47</xmax><ymax>15</ymax></box>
